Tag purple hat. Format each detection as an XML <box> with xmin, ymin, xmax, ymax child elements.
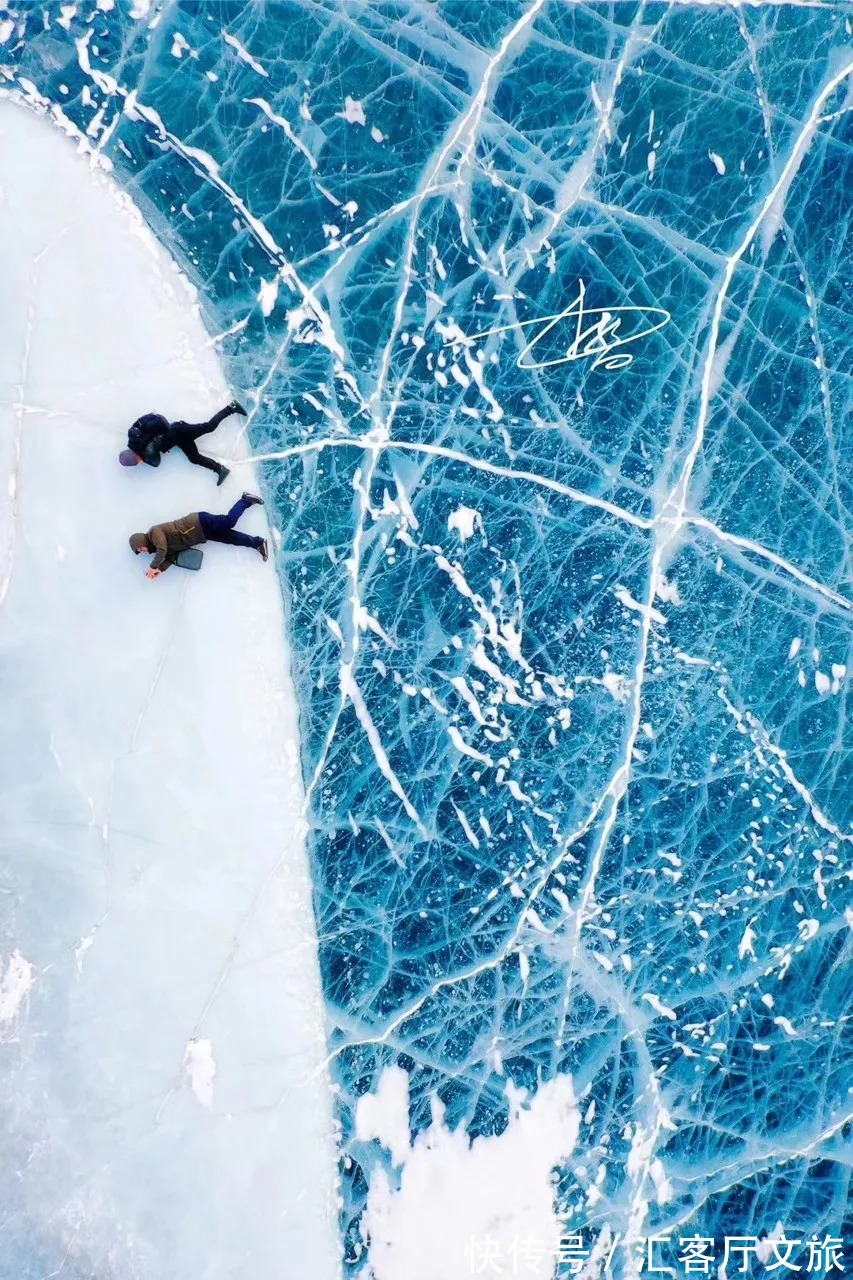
<box><xmin>119</xmin><ymin>449</ymin><xmax>140</xmax><ymax>467</ymax></box>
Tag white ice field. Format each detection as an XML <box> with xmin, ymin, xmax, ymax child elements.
<box><xmin>0</xmin><ymin>100</ymin><xmax>339</xmax><ymax>1278</ymax></box>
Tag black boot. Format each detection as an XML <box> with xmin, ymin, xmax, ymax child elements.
<box><xmin>242</xmin><ymin>491</ymin><xmax>263</xmax><ymax>506</ymax></box>
<box><xmin>256</xmin><ymin>538</ymin><xmax>269</xmax><ymax>562</ymax></box>
<box><xmin>216</xmin><ymin>464</ymin><xmax>230</xmax><ymax>486</ymax></box>
<box><xmin>229</xmin><ymin>399</ymin><xmax>247</xmax><ymax>417</ymax></box>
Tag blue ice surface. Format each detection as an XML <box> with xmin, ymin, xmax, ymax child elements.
<box><xmin>3</xmin><ymin>1</ymin><xmax>853</xmax><ymax>1272</ymax></box>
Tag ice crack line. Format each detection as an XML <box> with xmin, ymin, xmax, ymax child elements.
<box><xmin>321</xmin><ymin>787</ymin><xmax>610</xmax><ymax>1063</ymax></box>
<box><xmin>0</xmin><ymin>241</ymin><xmax>47</xmax><ymax>611</ymax></box>
<box><xmin>245</xmin><ymin>437</ymin><xmax>852</xmax><ymax>612</ymax></box>
<box><xmin>689</xmin><ymin>515</ymin><xmax>853</xmax><ymax>615</ymax></box>
<box><xmin>566</xmin><ymin>54</ymin><xmax>853</xmax><ymax>956</ymax></box>
<box><xmin>651</xmin><ymin>1107</ymin><xmax>853</xmax><ymax>1238</ymax></box>
<box><xmin>556</xmin><ymin>61</ymin><xmax>853</xmax><ymax>1244</ymax></box>
<box><xmin>311</xmin><ymin>0</ymin><xmax>552</xmax><ymax>817</ymax></box>
<box><xmin>309</xmin><ymin>51</ymin><xmax>853</xmax><ymax>1084</ymax></box>
<box><xmin>662</xmin><ymin>53</ymin><xmax>853</xmax><ymax>547</ymax></box>
<box><xmin>0</xmin><ymin>305</ymin><xmax>30</xmax><ymax>612</ymax></box>
<box><xmin>69</xmin><ymin>30</ymin><xmax>364</xmax><ymax>444</ymax></box>
<box><xmin>249</xmin><ymin>436</ymin><xmax>651</xmax><ymax>528</ymax></box>
<box><xmin>518</xmin><ymin>5</ymin><xmax>653</xmax><ymax>261</ymax></box>
<box><xmin>717</xmin><ymin>687</ymin><xmax>853</xmax><ymax>843</ymax></box>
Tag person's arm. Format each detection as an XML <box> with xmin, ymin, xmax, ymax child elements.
<box><xmin>149</xmin><ymin>528</ymin><xmax>172</xmax><ymax>571</ymax></box>
<box><xmin>140</xmin><ymin>440</ymin><xmax>162</xmax><ymax>467</ymax></box>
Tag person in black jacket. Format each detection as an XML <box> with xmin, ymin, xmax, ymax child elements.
<box><xmin>119</xmin><ymin>400</ymin><xmax>246</xmax><ymax>485</ymax></box>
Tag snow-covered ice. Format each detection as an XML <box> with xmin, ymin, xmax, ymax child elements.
<box><xmin>357</xmin><ymin>1067</ymin><xmax>579</xmax><ymax>1280</ymax></box>
<box><xmin>0</xmin><ymin>101</ymin><xmax>338</xmax><ymax>1278</ymax></box>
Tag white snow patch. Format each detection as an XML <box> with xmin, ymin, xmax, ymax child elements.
<box><xmin>615</xmin><ymin>583</ymin><xmax>666</xmax><ymax>625</ymax></box>
<box><xmin>183</xmin><ymin>1037</ymin><xmax>216</xmax><ymax>1108</ymax></box>
<box><xmin>738</xmin><ymin>922</ymin><xmax>757</xmax><ymax>961</ymax></box>
<box><xmin>709</xmin><ymin>151</ymin><xmax>726</xmax><ymax>175</ymax></box>
<box><xmin>815</xmin><ymin>670</ymin><xmax>830</xmax><ymax>695</ymax></box>
<box><xmin>0</xmin><ymin>19</ymin><xmax>15</xmax><ymax>43</ymax></box>
<box><xmin>602</xmin><ymin>671</ymin><xmax>632</xmax><ymax>703</ymax></box>
<box><xmin>341</xmin><ymin>96</ymin><xmax>366</xmax><ymax>126</ymax></box>
<box><xmin>447</xmin><ymin>505</ymin><xmax>482</xmax><ymax>541</ymax></box>
<box><xmin>74</xmin><ymin>931</ymin><xmax>95</xmax><ymax>973</ymax></box>
<box><xmin>246</xmin><ymin>96</ymin><xmax>318</xmax><ymax>171</ymax></box>
<box><xmin>356</xmin><ymin>1063</ymin><xmax>411</xmax><ymax>1167</ymax></box>
<box><xmin>773</xmin><ymin>1016</ymin><xmax>798</xmax><ymax>1038</ymax></box>
<box><xmin>360</xmin><ymin>1068</ymin><xmax>579</xmax><ymax>1280</ymax></box>
<box><xmin>641</xmin><ymin>993</ymin><xmax>676</xmax><ymax>1020</ymax></box>
<box><xmin>258</xmin><ymin>275</ymin><xmax>279</xmax><ymax>316</ymax></box>
<box><xmin>756</xmin><ymin>1225</ymin><xmax>787</xmax><ymax>1265</ymax></box>
<box><xmin>0</xmin><ymin>950</ymin><xmax>34</xmax><ymax>1025</ymax></box>
<box><xmin>655</xmin><ymin>576</ymin><xmax>681</xmax><ymax>605</ymax></box>
<box><xmin>447</xmin><ymin>725</ymin><xmax>493</xmax><ymax>767</ymax></box>
<box><xmin>674</xmin><ymin>650</ymin><xmax>710</xmax><ymax>667</ymax></box>
<box><xmin>626</xmin><ymin>1117</ymin><xmax>676</xmax><ymax>1205</ymax></box>
<box><xmin>222</xmin><ymin>31</ymin><xmax>268</xmax><ymax>77</ymax></box>
<box><xmin>787</xmin><ymin>636</ymin><xmax>801</xmax><ymax>660</ymax></box>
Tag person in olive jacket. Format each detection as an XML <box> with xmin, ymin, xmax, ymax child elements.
<box><xmin>129</xmin><ymin>493</ymin><xmax>268</xmax><ymax>579</ymax></box>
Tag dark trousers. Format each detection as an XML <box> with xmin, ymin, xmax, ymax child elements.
<box><xmin>198</xmin><ymin>497</ymin><xmax>260</xmax><ymax>550</ymax></box>
<box><xmin>163</xmin><ymin>405</ymin><xmax>233</xmax><ymax>474</ymax></box>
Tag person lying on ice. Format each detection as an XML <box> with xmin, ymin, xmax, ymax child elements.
<box><xmin>118</xmin><ymin>400</ymin><xmax>247</xmax><ymax>485</ymax></box>
<box><xmin>129</xmin><ymin>493</ymin><xmax>268</xmax><ymax>579</ymax></box>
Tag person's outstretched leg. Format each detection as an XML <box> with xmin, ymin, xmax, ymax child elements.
<box><xmin>204</xmin><ymin>524</ymin><xmax>258</xmax><ymax>549</ymax></box>
<box><xmin>199</xmin><ymin>499</ymin><xmax>267</xmax><ymax>560</ymax></box>
<box><xmin>175</xmin><ymin>434</ymin><xmax>223</xmax><ymax>477</ymax></box>
<box><xmin>177</xmin><ymin>400</ymin><xmax>247</xmax><ymax>442</ymax></box>
<box><xmin>167</xmin><ymin>402</ymin><xmax>246</xmax><ymax>483</ymax></box>
<box><xmin>222</xmin><ymin>492</ymin><xmax>262</xmax><ymax>526</ymax></box>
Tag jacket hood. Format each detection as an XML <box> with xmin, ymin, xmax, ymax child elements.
<box><xmin>129</xmin><ymin>532</ymin><xmax>148</xmax><ymax>554</ymax></box>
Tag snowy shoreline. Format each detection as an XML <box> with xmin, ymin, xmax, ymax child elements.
<box><xmin>0</xmin><ymin>101</ymin><xmax>338</xmax><ymax>1277</ymax></box>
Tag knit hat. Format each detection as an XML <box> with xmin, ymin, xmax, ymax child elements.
<box><xmin>129</xmin><ymin>533</ymin><xmax>148</xmax><ymax>554</ymax></box>
<box><xmin>119</xmin><ymin>449</ymin><xmax>140</xmax><ymax>467</ymax></box>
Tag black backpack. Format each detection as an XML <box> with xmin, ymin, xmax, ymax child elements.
<box><xmin>128</xmin><ymin>413</ymin><xmax>169</xmax><ymax>453</ymax></box>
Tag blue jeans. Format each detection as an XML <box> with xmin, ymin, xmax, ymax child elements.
<box><xmin>198</xmin><ymin>498</ymin><xmax>260</xmax><ymax>549</ymax></box>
